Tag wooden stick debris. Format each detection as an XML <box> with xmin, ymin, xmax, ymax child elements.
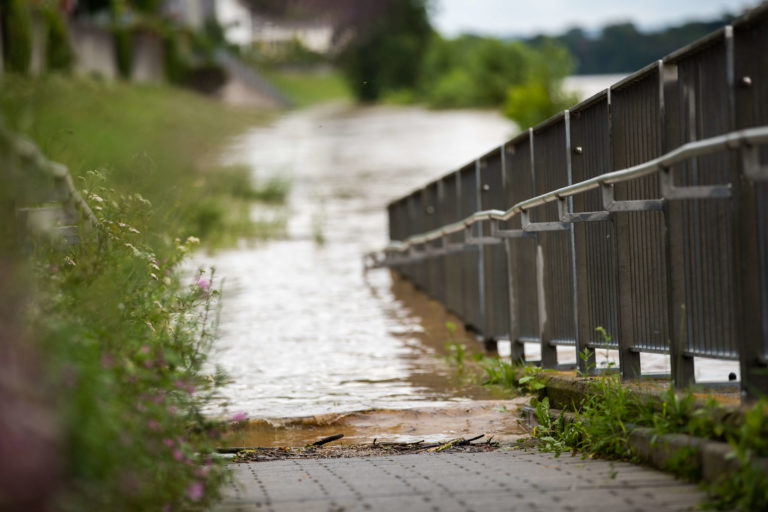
<box><xmin>311</xmin><ymin>433</ymin><xmax>344</xmax><ymax>447</ymax></box>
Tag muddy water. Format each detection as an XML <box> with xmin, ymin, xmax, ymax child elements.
<box><xmin>193</xmin><ymin>103</ymin><xmax>521</xmax><ymax>444</ymax></box>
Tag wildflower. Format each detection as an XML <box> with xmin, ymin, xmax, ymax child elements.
<box><xmin>129</xmin><ymin>227</ymin><xmax>140</xmax><ymax>234</ymax></box>
<box><xmin>50</xmin><ymin>264</ymin><xmax>59</xmax><ymax>273</ymax></box>
<box><xmin>147</xmin><ymin>419</ymin><xmax>160</xmax><ymax>431</ymax></box>
<box><xmin>173</xmin><ymin>448</ymin><xmax>183</xmax><ymax>461</ymax></box>
<box><xmin>186</xmin><ymin>481</ymin><xmax>204</xmax><ymax>502</ymax></box>
<box><xmin>231</xmin><ymin>412</ymin><xmax>248</xmax><ymax>423</ymax></box>
<box><xmin>140</xmin><ymin>345</ymin><xmax>151</xmax><ymax>355</ymax></box>
<box><xmin>186</xmin><ymin>236</ymin><xmax>200</xmax><ymax>245</ymax></box>
<box><xmin>162</xmin><ymin>438</ymin><xmax>174</xmax><ymax>448</ymax></box>
<box><xmin>195</xmin><ymin>466</ymin><xmax>210</xmax><ymax>478</ymax></box>
<box><xmin>196</xmin><ymin>276</ymin><xmax>211</xmax><ymax>294</ymax></box>
<box><xmin>100</xmin><ymin>353</ymin><xmax>114</xmax><ymax>369</ymax></box>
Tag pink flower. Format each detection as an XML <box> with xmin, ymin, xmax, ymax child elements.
<box><xmin>173</xmin><ymin>448</ymin><xmax>183</xmax><ymax>461</ymax></box>
<box><xmin>163</xmin><ymin>438</ymin><xmax>175</xmax><ymax>448</ymax></box>
<box><xmin>186</xmin><ymin>481</ymin><xmax>204</xmax><ymax>502</ymax></box>
<box><xmin>195</xmin><ymin>466</ymin><xmax>210</xmax><ymax>478</ymax></box>
<box><xmin>100</xmin><ymin>353</ymin><xmax>114</xmax><ymax>369</ymax></box>
<box><xmin>140</xmin><ymin>345</ymin><xmax>151</xmax><ymax>355</ymax></box>
<box><xmin>147</xmin><ymin>419</ymin><xmax>160</xmax><ymax>431</ymax></box>
<box><xmin>196</xmin><ymin>276</ymin><xmax>211</xmax><ymax>293</ymax></box>
<box><xmin>50</xmin><ymin>264</ymin><xmax>59</xmax><ymax>273</ymax></box>
<box><xmin>230</xmin><ymin>412</ymin><xmax>248</xmax><ymax>423</ymax></box>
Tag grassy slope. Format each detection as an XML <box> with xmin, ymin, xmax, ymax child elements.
<box><xmin>261</xmin><ymin>68</ymin><xmax>352</xmax><ymax>108</ymax></box>
<box><xmin>0</xmin><ymin>74</ymin><xmax>272</xmax><ymax>246</ymax></box>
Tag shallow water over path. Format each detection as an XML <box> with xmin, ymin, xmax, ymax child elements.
<box><xmin>194</xmin><ymin>103</ymin><xmax>517</xmax><ymax>421</ymax></box>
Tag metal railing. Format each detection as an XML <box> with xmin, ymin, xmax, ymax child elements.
<box><xmin>366</xmin><ymin>4</ymin><xmax>768</xmax><ymax>399</ymax></box>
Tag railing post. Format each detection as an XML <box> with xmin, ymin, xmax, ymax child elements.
<box><xmin>661</xmin><ymin>59</ymin><xmax>695</xmax><ymax>388</ymax></box>
<box><xmin>733</xmin><ymin>12</ymin><xmax>768</xmax><ymax>399</ymax></box>
<box><xmin>735</xmin><ymin>153</ymin><xmax>768</xmax><ymax>399</ymax></box>
<box><xmin>530</xmin><ymin>129</ymin><xmax>559</xmax><ymax>369</ymax></box>
<box><xmin>475</xmin><ymin>159</ymin><xmax>488</xmax><ymax>339</ymax></box>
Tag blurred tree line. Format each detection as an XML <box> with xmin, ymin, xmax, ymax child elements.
<box><xmin>526</xmin><ymin>15</ymin><xmax>735</xmax><ymax>74</ymax></box>
<box><xmin>328</xmin><ymin>0</ymin><xmax>576</xmax><ymax>128</ymax></box>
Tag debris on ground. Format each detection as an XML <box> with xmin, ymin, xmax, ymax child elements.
<box><xmin>222</xmin><ymin>434</ymin><xmax>502</xmax><ymax>462</ymax></box>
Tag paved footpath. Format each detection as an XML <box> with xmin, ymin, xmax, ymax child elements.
<box><xmin>215</xmin><ymin>448</ymin><xmax>707</xmax><ymax>512</ymax></box>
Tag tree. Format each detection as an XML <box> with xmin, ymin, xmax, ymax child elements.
<box><xmin>335</xmin><ymin>0</ymin><xmax>433</xmax><ymax>101</ymax></box>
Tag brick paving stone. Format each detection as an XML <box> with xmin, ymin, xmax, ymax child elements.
<box><xmin>214</xmin><ymin>448</ymin><xmax>707</xmax><ymax>512</ymax></box>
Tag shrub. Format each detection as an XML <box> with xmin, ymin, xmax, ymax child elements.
<box><xmin>44</xmin><ymin>7</ymin><xmax>75</xmax><ymax>73</ymax></box>
<box><xmin>2</xmin><ymin>0</ymin><xmax>33</xmax><ymax>74</ymax></box>
<box><xmin>113</xmin><ymin>27</ymin><xmax>133</xmax><ymax>79</ymax></box>
<box><xmin>29</xmin><ymin>174</ymin><xmax>234</xmax><ymax>510</ymax></box>
<box><xmin>163</xmin><ymin>30</ymin><xmax>188</xmax><ymax>84</ymax></box>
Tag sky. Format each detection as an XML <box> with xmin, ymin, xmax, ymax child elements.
<box><xmin>432</xmin><ymin>0</ymin><xmax>760</xmax><ymax>37</ymax></box>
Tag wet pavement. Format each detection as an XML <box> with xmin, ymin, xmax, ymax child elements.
<box><xmin>215</xmin><ymin>449</ymin><xmax>706</xmax><ymax>512</ymax></box>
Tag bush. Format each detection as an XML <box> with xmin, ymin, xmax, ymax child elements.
<box><xmin>113</xmin><ymin>27</ymin><xmax>133</xmax><ymax>79</ymax></box>
<box><xmin>2</xmin><ymin>0</ymin><xmax>33</xmax><ymax>74</ymax></box>
<box><xmin>503</xmin><ymin>40</ymin><xmax>579</xmax><ymax>129</ymax></box>
<box><xmin>163</xmin><ymin>31</ymin><xmax>188</xmax><ymax>84</ymax></box>
<box><xmin>44</xmin><ymin>7</ymin><xmax>75</xmax><ymax>73</ymax></box>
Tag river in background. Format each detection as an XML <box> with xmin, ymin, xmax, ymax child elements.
<box><xmin>194</xmin><ymin>75</ymin><xmax>737</xmax><ymax>430</ymax></box>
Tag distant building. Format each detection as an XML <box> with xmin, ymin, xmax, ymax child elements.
<box><xmin>162</xmin><ymin>0</ymin><xmax>217</xmax><ymax>30</ymax></box>
<box><xmin>250</xmin><ymin>14</ymin><xmax>335</xmax><ymax>54</ymax></box>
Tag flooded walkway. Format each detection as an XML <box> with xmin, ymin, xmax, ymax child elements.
<box><xmin>194</xmin><ymin>103</ymin><xmax>518</xmax><ymax>442</ymax></box>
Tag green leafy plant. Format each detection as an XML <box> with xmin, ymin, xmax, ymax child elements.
<box><xmin>2</xmin><ymin>0</ymin><xmax>33</xmax><ymax>74</ymax></box>
<box><xmin>44</xmin><ymin>6</ymin><xmax>75</xmax><ymax>73</ymax></box>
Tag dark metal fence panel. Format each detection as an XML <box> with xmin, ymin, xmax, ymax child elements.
<box><xmin>387</xmin><ymin>198</ymin><xmax>408</xmax><ymax>274</ymax></box>
<box><xmin>479</xmin><ymin>148</ymin><xmax>510</xmax><ymax>340</ymax></box>
<box><xmin>406</xmin><ymin>191</ymin><xmax>427</xmax><ymax>291</ymax></box>
<box><xmin>532</xmin><ymin>115</ymin><xmax>577</xmax><ymax>366</ymax></box>
<box><xmin>441</xmin><ymin>172</ymin><xmax>465</xmax><ymax>318</ymax></box>
<box><xmin>664</xmin><ymin>31</ymin><xmax>739</xmax><ymax>361</ymax></box>
<box><xmin>460</xmin><ymin>162</ymin><xmax>485</xmax><ymax>333</ymax></box>
<box><xmin>503</xmin><ymin>132</ymin><xmax>539</xmax><ymax>346</ymax></box>
<box><xmin>424</xmin><ymin>181</ymin><xmax>444</xmax><ymax>302</ymax></box>
<box><xmin>733</xmin><ymin>7</ymin><xmax>768</xmax><ymax>395</ymax></box>
<box><xmin>569</xmin><ymin>92</ymin><xmax>621</xmax><ymax>354</ymax></box>
<box><xmin>610</xmin><ymin>65</ymin><xmax>671</xmax><ymax>356</ymax></box>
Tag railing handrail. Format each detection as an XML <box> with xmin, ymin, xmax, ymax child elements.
<box><xmin>379</xmin><ymin>124</ymin><xmax>768</xmax><ymax>253</ymax></box>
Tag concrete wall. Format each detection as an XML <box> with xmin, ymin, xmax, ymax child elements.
<box><xmin>29</xmin><ymin>12</ymin><xmax>46</xmax><ymax>75</ymax></box>
<box><xmin>131</xmin><ymin>30</ymin><xmax>164</xmax><ymax>83</ymax></box>
<box><xmin>68</xmin><ymin>18</ymin><xmax>117</xmax><ymax>80</ymax></box>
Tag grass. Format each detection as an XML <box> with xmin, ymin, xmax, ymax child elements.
<box><xmin>261</xmin><ymin>67</ymin><xmax>352</xmax><ymax>109</ymax></box>
<box><xmin>0</xmin><ymin>73</ymin><xmax>282</xmax><ymax>248</ymax></box>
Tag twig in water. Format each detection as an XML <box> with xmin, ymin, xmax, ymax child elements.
<box><xmin>311</xmin><ymin>433</ymin><xmax>344</xmax><ymax>447</ymax></box>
